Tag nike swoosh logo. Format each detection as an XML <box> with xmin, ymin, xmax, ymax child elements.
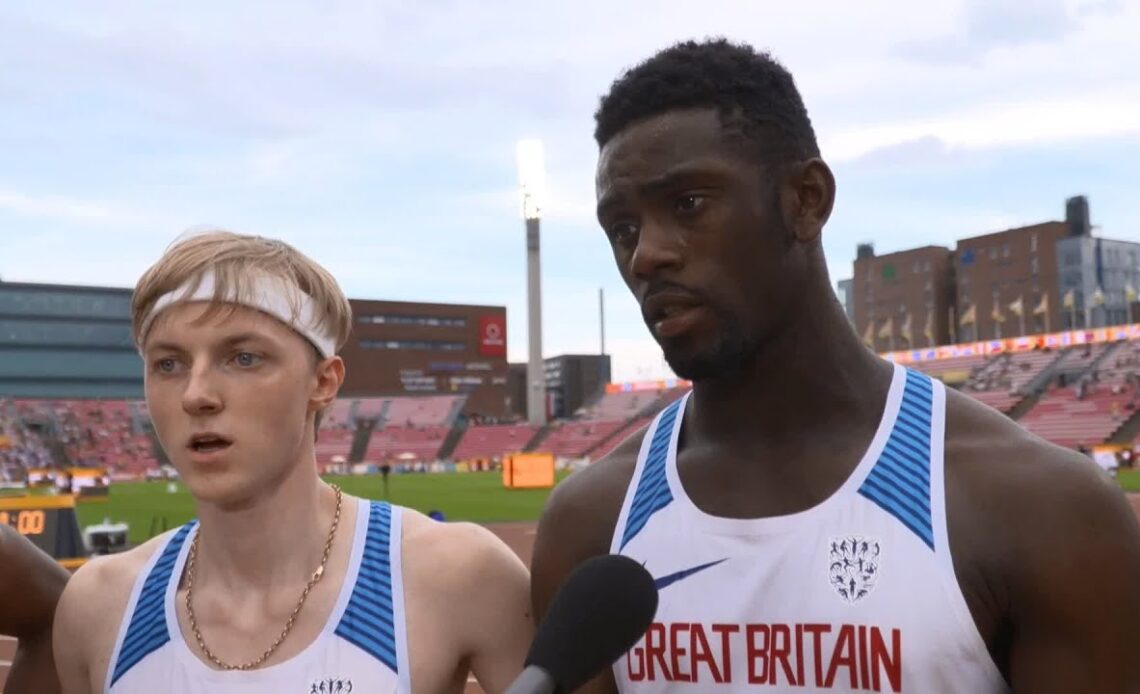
<box><xmin>652</xmin><ymin>558</ymin><xmax>728</xmax><ymax>590</ymax></box>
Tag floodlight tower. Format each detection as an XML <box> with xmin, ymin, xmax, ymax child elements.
<box><xmin>517</xmin><ymin>139</ymin><xmax>547</xmax><ymax>425</ymax></box>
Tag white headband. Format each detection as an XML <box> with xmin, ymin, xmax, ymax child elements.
<box><xmin>138</xmin><ymin>270</ymin><xmax>337</xmax><ymax>358</ymax></box>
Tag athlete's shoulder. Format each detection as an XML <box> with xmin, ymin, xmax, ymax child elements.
<box><xmin>944</xmin><ymin>386</ymin><xmax>1122</xmax><ymax>505</ymax></box>
<box><xmin>531</xmin><ymin>420</ymin><xmax>650</xmax><ymax>605</ymax></box>
<box><xmin>0</xmin><ymin>524</ymin><xmax>70</xmax><ymax>636</ymax></box>
<box><xmin>944</xmin><ymin>386</ymin><xmax>1140</xmax><ymax>688</ymax></box>
<box><xmin>53</xmin><ymin>527</ymin><xmax>183</xmax><ymax>694</ymax></box>
<box><xmin>56</xmin><ymin>528</ymin><xmax>177</xmax><ymax>633</ymax></box>
<box><xmin>400</xmin><ymin>507</ymin><xmax>524</xmax><ymax>582</ymax></box>
<box><xmin>541</xmin><ymin>418</ymin><xmax>649</xmax><ymax>533</ymax></box>
<box><xmin>943</xmin><ymin>386</ymin><xmax>1140</xmax><ymax>569</ymax></box>
<box><xmin>398</xmin><ymin>508</ymin><xmax>531</xmax><ymax>655</ymax></box>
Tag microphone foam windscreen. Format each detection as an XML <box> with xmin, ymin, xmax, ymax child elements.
<box><xmin>527</xmin><ymin>554</ymin><xmax>659</xmax><ymax>692</ymax></box>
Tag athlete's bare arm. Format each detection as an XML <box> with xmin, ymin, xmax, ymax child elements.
<box><xmin>401</xmin><ymin>511</ymin><xmax>533</xmax><ymax>693</ymax></box>
<box><xmin>449</xmin><ymin>522</ymin><xmax>533</xmax><ymax>691</ymax></box>
<box><xmin>53</xmin><ymin>536</ymin><xmax>164</xmax><ymax>694</ymax></box>
<box><xmin>945</xmin><ymin>391</ymin><xmax>1140</xmax><ymax>693</ymax></box>
<box><xmin>0</xmin><ymin>525</ymin><xmax>70</xmax><ymax>694</ymax></box>
<box><xmin>531</xmin><ymin>428</ymin><xmax>647</xmax><ymax>693</ymax></box>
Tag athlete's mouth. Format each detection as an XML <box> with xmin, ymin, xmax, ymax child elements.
<box><xmin>642</xmin><ymin>292</ymin><xmax>703</xmax><ymax>326</ymax></box>
<box><xmin>187</xmin><ymin>432</ymin><xmax>233</xmax><ymax>453</ymax></box>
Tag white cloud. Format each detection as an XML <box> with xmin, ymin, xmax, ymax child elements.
<box><xmin>822</xmin><ymin>88</ymin><xmax>1140</xmax><ymax>162</ymax></box>
<box><xmin>0</xmin><ymin>188</ymin><xmax>188</xmax><ymax>230</ymax></box>
<box><xmin>2</xmin><ymin>0</ymin><xmax>1139</xmax><ymax>385</ymax></box>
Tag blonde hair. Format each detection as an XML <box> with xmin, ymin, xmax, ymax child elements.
<box><xmin>132</xmin><ymin>229</ymin><xmax>353</xmax><ymax>354</ymax></box>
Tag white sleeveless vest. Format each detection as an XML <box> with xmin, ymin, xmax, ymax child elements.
<box><xmin>610</xmin><ymin>364</ymin><xmax>1008</xmax><ymax>693</ymax></box>
<box><xmin>106</xmin><ymin>499</ymin><xmax>409</xmax><ymax>693</ymax></box>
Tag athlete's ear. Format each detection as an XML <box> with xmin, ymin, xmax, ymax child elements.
<box><xmin>782</xmin><ymin>158</ymin><xmax>835</xmax><ymax>245</ymax></box>
<box><xmin>310</xmin><ymin>356</ymin><xmax>345</xmax><ymax>413</ymax></box>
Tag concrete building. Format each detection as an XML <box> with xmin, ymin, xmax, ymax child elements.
<box><xmin>507</xmin><ymin>363</ymin><xmax>527</xmax><ymax>419</ymax></box>
<box><xmin>543</xmin><ymin>354</ymin><xmax>612</xmax><ymax>419</ymax></box>
<box><xmin>0</xmin><ymin>281</ymin><xmax>142</xmax><ymax>398</ymax></box>
<box><xmin>510</xmin><ymin>354</ymin><xmax>612</xmax><ymax>420</ymax></box>
<box><xmin>953</xmin><ymin>220</ymin><xmax>1069</xmax><ymax>341</ymax></box>
<box><xmin>850</xmin><ymin>195</ymin><xmax>1136</xmax><ymax>346</ymax></box>
<box><xmin>0</xmin><ymin>282</ymin><xmax>512</xmax><ymax>417</ymax></box>
<box><xmin>1056</xmin><ymin>197</ymin><xmax>1140</xmax><ymax>331</ymax></box>
<box><xmin>836</xmin><ymin>279</ymin><xmax>854</xmax><ymax>325</ymax></box>
<box><xmin>852</xmin><ymin>244</ymin><xmax>956</xmax><ymax>351</ymax></box>
<box><xmin>340</xmin><ymin>299</ymin><xmax>509</xmax><ymax>417</ymax></box>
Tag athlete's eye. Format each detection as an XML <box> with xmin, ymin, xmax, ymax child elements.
<box><xmin>674</xmin><ymin>194</ymin><xmax>707</xmax><ymax>215</ymax></box>
<box><xmin>608</xmin><ymin>222</ymin><xmax>639</xmax><ymax>244</ymax></box>
<box><xmin>232</xmin><ymin>352</ymin><xmax>261</xmax><ymax>368</ymax></box>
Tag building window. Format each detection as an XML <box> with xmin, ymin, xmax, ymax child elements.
<box><xmin>0</xmin><ymin>289</ymin><xmax>133</xmax><ymax>319</ymax></box>
<box><xmin>359</xmin><ymin>339</ymin><xmax>467</xmax><ymax>351</ymax></box>
<box><xmin>989</xmin><ymin>247</ymin><xmax>998</xmax><ymax>260</ymax></box>
<box><xmin>357</xmin><ymin>315</ymin><xmax>467</xmax><ymax>328</ymax></box>
<box><xmin>1030</xmin><ymin>256</ymin><xmax>1038</xmax><ymax>275</ymax></box>
<box><xmin>1031</xmin><ymin>234</ymin><xmax>1038</xmax><ymax>253</ymax></box>
<box><xmin>1002</xmin><ymin>244</ymin><xmax>1010</xmax><ymax>258</ymax></box>
<box><xmin>0</xmin><ymin>319</ymin><xmax>133</xmax><ymax>348</ymax></box>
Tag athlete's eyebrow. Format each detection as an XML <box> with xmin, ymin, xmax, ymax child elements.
<box><xmin>144</xmin><ymin>333</ymin><xmax>268</xmax><ymax>355</ymax></box>
<box><xmin>597</xmin><ymin>160</ymin><xmax>732</xmax><ymax>221</ymax></box>
<box><xmin>215</xmin><ymin>332</ymin><xmax>267</xmax><ymax>348</ymax></box>
<box><xmin>144</xmin><ymin>340</ymin><xmax>185</xmax><ymax>355</ymax></box>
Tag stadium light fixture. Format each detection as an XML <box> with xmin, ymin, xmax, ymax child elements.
<box><xmin>516</xmin><ymin>139</ymin><xmax>546</xmax><ymax>220</ymax></box>
<box><xmin>517</xmin><ymin>138</ymin><xmax>548</xmax><ymax>424</ymax></box>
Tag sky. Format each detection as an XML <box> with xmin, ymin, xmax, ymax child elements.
<box><xmin>1</xmin><ymin>0</ymin><xmax>1138</xmax><ymax>382</ymax></box>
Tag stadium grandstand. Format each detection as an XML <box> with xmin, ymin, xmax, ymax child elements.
<box><xmin>5</xmin><ymin>324</ymin><xmax>1140</xmax><ymax>486</ymax></box>
<box><xmin>6</xmin><ymin>280</ymin><xmax>1138</xmax><ymax>694</ymax></box>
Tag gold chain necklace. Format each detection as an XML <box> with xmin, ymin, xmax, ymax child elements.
<box><xmin>184</xmin><ymin>484</ymin><xmax>343</xmax><ymax>671</ymax></box>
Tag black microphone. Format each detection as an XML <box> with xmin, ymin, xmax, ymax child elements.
<box><xmin>505</xmin><ymin>554</ymin><xmax>659</xmax><ymax>694</ymax></box>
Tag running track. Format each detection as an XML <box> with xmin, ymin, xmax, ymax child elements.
<box><xmin>4</xmin><ymin>499</ymin><xmax>1139</xmax><ymax>692</ymax></box>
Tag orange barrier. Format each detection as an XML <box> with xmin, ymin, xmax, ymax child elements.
<box><xmin>502</xmin><ymin>453</ymin><xmax>555</xmax><ymax>489</ymax></box>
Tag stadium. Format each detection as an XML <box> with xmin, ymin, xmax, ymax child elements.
<box><xmin>2</xmin><ymin>197</ymin><xmax>1140</xmax><ymax>689</ymax></box>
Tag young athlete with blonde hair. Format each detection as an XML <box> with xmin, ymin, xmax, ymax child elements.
<box><xmin>54</xmin><ymin>230</ymin><xmax>532</xmax><ymax>693</ymax></box>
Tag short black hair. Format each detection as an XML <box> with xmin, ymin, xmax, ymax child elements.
<box><xmin>594</xmin><ymin>39</ymin><xmax>820</xmax><ymax>167</ymax></box>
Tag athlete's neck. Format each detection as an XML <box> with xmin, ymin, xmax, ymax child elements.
<box><xmin>190</xmin><ymin>462</ymin><xmax>340</xmax><ymax>595</ymax></box>
<box><xmin>688</xmin><ymin>289</ymin><xmax>893</xmax><ymax>448</ymax></box>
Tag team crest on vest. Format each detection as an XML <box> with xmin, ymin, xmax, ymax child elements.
<box><xmin>309</xmin><ymin>676</ymin><xmax>353</xmax><ymax>693</ymax></box>
<box><xmin>828</xmin><ymin>536</ymin><xmax>881</xmax><ymax>604</ymax></box>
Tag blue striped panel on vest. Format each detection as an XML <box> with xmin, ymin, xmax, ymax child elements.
<box><xmin>110</xmin><ymin>522</ymin><xmax>197</xmax><ymax>686</ymax></box>
<box><xmin>858</xmin><ymin>369</ymin><xmax>935</xmax><ymax>549</ymax></box>
<box><xmin>620</xmin><ymin>399</ymin><xmax>683</xmax><ymax>550</ymax></box>
<box><xmin>335</xmin><ymin>502</ymin><xmax>398</xmax><ymax>672</ymax></box>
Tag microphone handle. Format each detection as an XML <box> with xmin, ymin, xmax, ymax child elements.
<box><xmin>502</xmin><ymin>664</ymin><xmax>558</xmax><ymax>694</ymax></box>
